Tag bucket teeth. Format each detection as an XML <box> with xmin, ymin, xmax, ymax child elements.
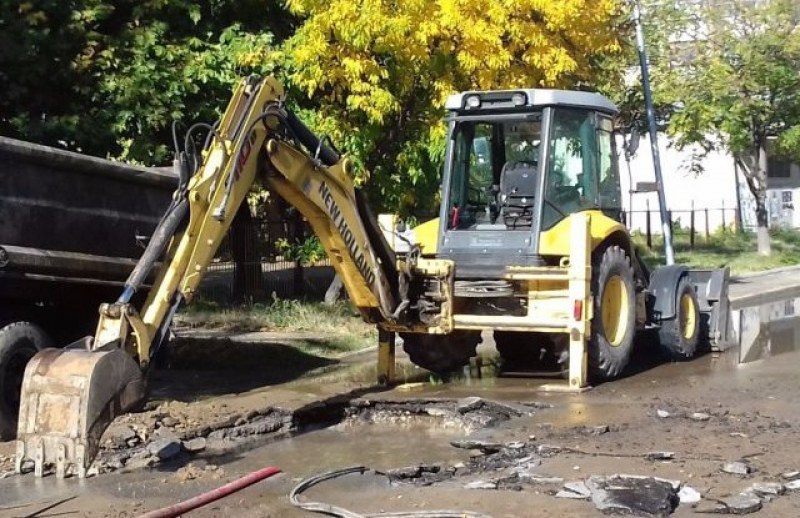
<box><xmin>15</xmin><ymin>346</ymin><xmax>145</xmax><ymax>478</ymax></box>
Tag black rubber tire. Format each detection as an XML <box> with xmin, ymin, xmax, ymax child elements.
<box><xmin>0</xmin><ymin>322</ymin><xmax>52</xmax><ymax>440</ymax></box>
<box><xmin>494</xmin><ymin>331</ymin><xmax>565</xmax><ymax>372</ymax></box>
<box><xmin>589</xmin><ymin>246</ymin><xmax>636</xmax><ymax>381</ymax></box>
<box><xmin>657</xmin><ymin>275</ymin><xmax>700</xmax><ymax>360</ymax></box>
<box><xmin>401</xmin><ymin>331</ymin><xmax>481</xmax><ymax>373</ymax></box>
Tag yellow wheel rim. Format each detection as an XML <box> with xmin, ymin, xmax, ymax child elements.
<box><xmin>600</xmin><ymin>275</ymin><xmax>629</xmax><ymax>347</ymax></box>
<box><xmin>680</xmin><ymin>292</ymin><xmax>697</xmax><ymax>340</ymax></box>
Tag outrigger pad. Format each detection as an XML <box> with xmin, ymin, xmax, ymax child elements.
<box><xmin>687</xmin><ymin>267</ymin><xmax>735</xmax><ymax>351</ymax></box>
<box><xmin>15</xmin><ymin>345</ymin><xmax>145</xmax><ymax>478</ymax></box>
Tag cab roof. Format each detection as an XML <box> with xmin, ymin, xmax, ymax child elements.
<box><xmin>445</xmin><ymin>89</ymin><xmax>618</xmax><ymax>115</ymax></box>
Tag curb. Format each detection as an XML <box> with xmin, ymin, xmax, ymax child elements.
<box><xmin>730</xmin><ymin>265</ymin><xmax>800</xmax><ymax>308</ymax></box>
<box><xmin>733</xmin><ymin>264</ymin><xmax>800</xmax><ymax>280</ymax></box>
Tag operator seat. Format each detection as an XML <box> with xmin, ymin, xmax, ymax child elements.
<box><xmin>499</xmin><ymin>161</ymin><xmax>538</xmax><ymax>228</ymax></box>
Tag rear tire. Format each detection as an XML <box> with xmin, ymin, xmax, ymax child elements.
<box><xmin>0</xmin><ymin>322</ymin><xmax>52</xmax><ymax>440</ymax></box>
<box><xmin>589</xmin><ymin>246</ymin><xmax>636</xmax><ymax>381</ymax></box>
<box><xmin>657</xmin><ymin>276</ymin><xmax>700</xmax><ymax>360</ymax></box>
<box><xmin>401</xmin><ymin>331</ymin><xmax>481</xmax><ymax>373</ymax></box>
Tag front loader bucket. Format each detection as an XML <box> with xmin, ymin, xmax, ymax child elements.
<box><xmin>15</xmin><ymin>343</ymin><xmax>145</xmax><ymax>478</ymax></box>
<box><xmin>687</xmin><ymin>268</ymin><xmax>736</xmax><ymax>351</ymax></box>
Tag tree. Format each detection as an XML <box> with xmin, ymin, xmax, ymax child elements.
<box><xmin>0</xmin><ymin>1</ymin><xmax>288</xmax><ymax>164</ymax></box>
<box><xmin>285</xmin><ymin>0</ymin><xmax>625</xmax><ymax>214</ymax></box>
<box><xmin>660</xmin><ymin>0</ymin><xmax>800</xmax><ymax>255</ymax></box>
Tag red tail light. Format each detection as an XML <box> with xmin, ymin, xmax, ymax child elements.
<box><xmin>573</xmin><ymin>299</ymin><xmax>583</xmax><ymax>321</ymax></box>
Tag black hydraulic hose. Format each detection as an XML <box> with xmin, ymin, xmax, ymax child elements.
<box><xmin>284</xmin><ymin>109</ymin><xmax>340</xmax><ymax>167</ymax></box>
<box><xmin>119</xmin><ymin>197</ymin><xmax>189</xmax><ymax>303</ymax></box>
<box><xmin>289</xmin><ymin>466</ymin><xmax>491</xmax><ymax>518</ymax></box>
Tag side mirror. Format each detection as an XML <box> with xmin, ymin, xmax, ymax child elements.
<box><xmin>626</xmin><ymin>128</ymin><xmax>640</xmax><ymax>157</ymax></box>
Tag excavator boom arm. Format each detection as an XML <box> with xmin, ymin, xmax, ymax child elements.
<box><xmin>15</xmin><ymin>76</ymin><xmax>403</xmax><ymax>477</ymax></box>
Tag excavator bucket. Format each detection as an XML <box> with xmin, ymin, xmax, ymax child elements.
<box><xmin>15</xmin><ymin>340</ymin><xmax>145</xmax><ymax>478</ymax></box>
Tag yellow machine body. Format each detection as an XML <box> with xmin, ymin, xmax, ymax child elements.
<box><xmin>15</xmin><ymin>76</ymin><xmax>730</xmax><ymax>479</ymax></box>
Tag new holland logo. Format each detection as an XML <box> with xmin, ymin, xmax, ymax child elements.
<box><xmin>318</xmin><ymin>181</ymin><xmax>376</xmax><ymax>288</ymax></box>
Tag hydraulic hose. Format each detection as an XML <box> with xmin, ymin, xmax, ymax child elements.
<box><xmin>119</xmin><ymin>197</ymin><xmax>189</xmax><ymax>303</ymax></box>
<box><xmin>137</xmin><ymin>465</ymin><xmax>281</xmax><ymax>518</ymax></box>
<box><xmin>290</xmin><ymin>466</ymin><xmax>490</xmax><ymax>518</ymax></box>
<box><xmin>284</xmin><ymin>109</ymin><xmax>340</xmax><ymax>167</ymax></box>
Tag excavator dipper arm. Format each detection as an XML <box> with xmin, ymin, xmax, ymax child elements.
<box><xmin>15</xmin><ymin>76</ymin><xmax>405</xmax><ymax>477</ymax></box>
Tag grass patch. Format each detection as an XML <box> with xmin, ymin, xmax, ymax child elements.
<box><xmin>176</xmin><ymin>298</ymin><xmax>376</xmax><ymax>356</ymax></box>
<box><xmin>633</xmin><ymin>227</ymin><xmax>800</xmax><ymax>274</ymax></box>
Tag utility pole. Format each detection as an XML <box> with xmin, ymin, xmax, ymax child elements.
<box><xmin>633</xmin><ymin>0</ymin><xmax>675</xmax><ymax>265</ymax></box>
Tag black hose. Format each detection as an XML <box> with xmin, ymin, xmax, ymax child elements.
<box><xmin>284</xmin><ymin>110</ymin><xmax>340</xmax><ymax>167</ymax></box>
<box><xmin>119</xmin><ymin>198</ymin><xmax>189</xmax><ymax>303</ymax></box>
<box><xmin>289</xmin><ymin>466</ymin><xmax>491</xmax><ymax>518</ymax></box>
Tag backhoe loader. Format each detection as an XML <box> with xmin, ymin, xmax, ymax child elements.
<box><xmin>15</xmin><ymin>76</ymin><xmax>732</xmax><ymax>478</ymax></box>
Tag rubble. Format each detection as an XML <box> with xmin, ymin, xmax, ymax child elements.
<box><xmin>678</xmin><ymin>485</ymin><xmax>702</xmax><ymax>504</ymax></box>
<box><xmin>784</xmin><ymin>480</ymin><xmax>800</xmax><ymax>491</ymax></box>
<box><xmin>464</xmin><ymin>480</ymin><xmax>497</xmax><ymax>490</ymax></box>
<box><xmin>557</xmin><ymin>480</ymin><xmax>591</xmax><ymax>499</ymax></box>
<box><xmin>645</xmin><ymin>451</ymin><xmax>676</xmax><ymax>461</ymax></box>
<box><xmin>656</xmin><ymin>409</ymin><xmax>671</xmax><ymax>418</ymax></box>
<box><xmin>585</xmin><ymin>474</ymin><xmax>678</xmax><ymax>517</ymax></box>
<box><xmin>182</xmin><ymin>437</ymin><xmax>207</xmax><ymax>453</ymax></box>
<box><xmin>780</xmin><ymin>470</ymin><xmax>800</xmax><ymax>481</ymax></box>
<box><xmin>749</xmin><ymin>482</ymin><xmax>784</xmax><ymax>497</ymax></box>
<box><xmin>450</xmin><ymin>439</ymin><xmax>502</xmax><ymax>454</ymax></box>
<box><xmin>722</xmin><ymin>461</ymin><xmax>754</xmax><ymax>476</ymax></box>
<box><xmin>148</xmin><ymin>437</ymin><xmax>181</xmax><ymax>460</ymax></box>
<box><xmin>719</xmin><ymin>492</ymin><xmax>763</xmax><ymax>514</ymax></box>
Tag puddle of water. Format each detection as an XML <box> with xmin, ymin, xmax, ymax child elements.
<box><xmin>0</xmin><ymin>421</ymin><xmax>470</xmax><ymax>510</ymax></box>
<box><xmin>733</xmin><ymin>296</ymin><xmax>800</xmax><ymax>364</ymax></box>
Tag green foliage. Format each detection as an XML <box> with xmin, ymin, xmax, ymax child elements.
<box><xmin>275</xmin><ymin>235</ymin><xmax>326</xmax><ymax>265</ymax></box>
<box><xmin>3</xmin><ymin>0</ymin><xmax>626</xmax><ymax>215</ymax></box>
<box><xmin>178</xmin><ymin>298</ymin><xmax>376</xmax><ymax>354</ymax></box>
<box><xmin>1</xmin><ymin>1</ymin><xmax>286</xmax><ymax>163</ymax></box>
<box><xmin>632</xmin><ymin>226</ymin><xmax>800</xmax><ymax>274</ymax></box>
<box><xmin>663</xmin><ymin>0</ymin><xmax>800</xmax><ymax>159</ymax></box>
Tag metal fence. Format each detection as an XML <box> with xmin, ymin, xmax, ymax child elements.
<box><xmin>624</xmin><ymin>201</ymin><xmax>741</xmax><ymax>250</ymax></box>
<box><xmin>196</xmin><ymin>204</ymin><xmax>334</xmax><ymax>305</ymax></box>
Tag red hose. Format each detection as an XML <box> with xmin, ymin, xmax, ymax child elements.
<box><xmin>138</xmin><ymin>465</ymin><xmax>281</xmax><ymax>518</ymax></box>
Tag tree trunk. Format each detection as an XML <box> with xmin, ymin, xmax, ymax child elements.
<box><xmin>755</xmin><ymin>193</ymin><xmax>771</xmax><ymax>256</ymax></box>
<box><xmin>736</xmin><ymin>146</ymin><xmax>771</xmax><ymax>256</ymax></box>
<box><xmin>231</xmin><ymin>203</ymin><xmax>265</xmax><ymax>303</ymax></box>
<box><xmin>324</xmin><ymin>274</ymin><xmax>344</xmax><ymax>306</ymax></box>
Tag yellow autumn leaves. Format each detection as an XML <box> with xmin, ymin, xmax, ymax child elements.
<box><xmin>286</xmin><ymin>0</ymin><xmax>623</xmax><ymax>125</ymax></box>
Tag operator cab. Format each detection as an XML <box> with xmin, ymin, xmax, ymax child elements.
<box><xmin>438</xmin><ymin>89</ymin><xmax>622</xmax><ymax>277</ymax></box>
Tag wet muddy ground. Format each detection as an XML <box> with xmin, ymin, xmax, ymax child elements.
<box><xmin>2</xmin><ymin>276</ymin><xmax>800</xmax><ymax>517</ymax></box>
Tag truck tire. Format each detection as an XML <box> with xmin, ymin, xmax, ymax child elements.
<box><xmin>401</xmin><ymin>331</ymin><xmax>480</xmax><ymax>374</ymax></box>
<box><xmin>589</xmin><ymin>246</ymin><xmax>636</xmax><ymax>381</ymax></box>
<box><xmin>657</xmin><ymin>275</ymin><xmax>700</xmax><ymax>360</ymax></box>
<box><xmin>0</xmin><ymin>322</ymin><xmax>52</xmax><ymax>440</ymax></box>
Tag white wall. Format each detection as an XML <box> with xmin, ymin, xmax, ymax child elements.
<box><xmin>617</xmin><ymin>133</ymin><xmax>745</xmax><ymax>234</ymax></box>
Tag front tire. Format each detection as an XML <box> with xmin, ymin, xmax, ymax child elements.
<box><xmin>0</xmin><ymin>322</ymin><xmax>52</xmax><ymax>440</ymax></box>
<box><xmin>657</xmin><ymin>275</ymin><xmax>700</xmax><ymax>360</ymax></box>
<box><xmin>589</xmin><ymin>246</ymin><xmax>636</xmax><ymax>381</ymax></box>
<box><xmin>401</xmin><ymin>331</ymin><xmax>481</xmax><ymax>374</ymax></box>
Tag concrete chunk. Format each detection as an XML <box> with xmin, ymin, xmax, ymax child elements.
<box><xmin>749</xmin><ymin>482</ymin><xmax>784</xmax><ymax>497</ymax></box>
<box><xmin>678</xmin><ymin>485</ymin><xmax>702</xmax><ymax>504</ymax></box>
<box><xmin>148</xmin><ymin>437</ymin><xmax>181</xmax><ymax>460</ymax></box>
<box><xmin>720</xmin><ymin>493</ymin><xmax>762</xmax><ymax>514</ymax></box>
<box><xmin>722</xmin><ymin>461</ymin><xmax>753</xmax><ymax>476</ymax></box>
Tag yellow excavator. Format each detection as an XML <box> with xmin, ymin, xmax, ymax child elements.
<box><xmin>15</xmin><ymin>76</ymin><xmax>731</xmax><ymax>478</ymax></box>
